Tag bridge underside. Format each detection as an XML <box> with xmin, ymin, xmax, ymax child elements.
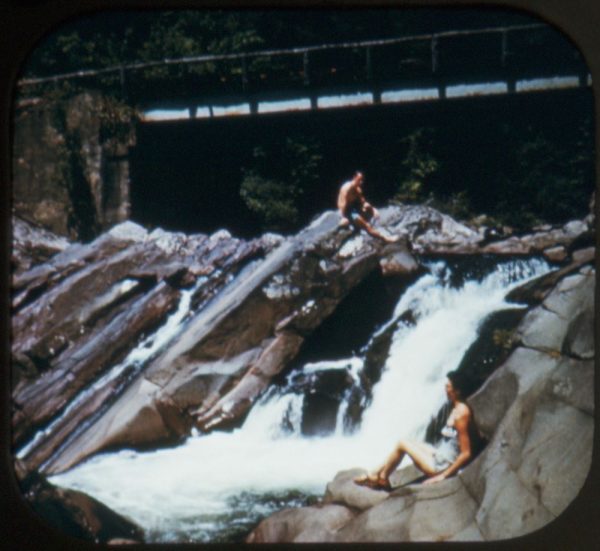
<box><xmin>129</xmin><ymin>86</ymin><xmax>593</xmax><ymax>238</ymax></box>
<box><xmin>142</xmin><ymin>72</ymin><xmax>592</xmax><ymax>121</ymax></box>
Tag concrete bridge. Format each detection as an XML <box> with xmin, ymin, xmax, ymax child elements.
<box><xmin>18</xmin><ymin>23</ymin><xmax>591</xmax><ymax>121</ymax></box>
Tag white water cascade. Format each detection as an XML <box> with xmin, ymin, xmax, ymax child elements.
<box><xmin>17</xmin><ymin>277</ymin><xmax>206</xmax><ymax>463</ymax></box>
<box><xmin>48</xmin><ymin>257</ymin><xmax>551</xmax><ymax>543</ymax></box>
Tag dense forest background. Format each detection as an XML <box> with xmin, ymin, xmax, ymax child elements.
<box><xmin>18</xmin><ymin>8</ymin><xmax>594</xmax><ymax>237</ymax></box>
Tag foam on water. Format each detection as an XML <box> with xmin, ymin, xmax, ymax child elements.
<box><xmin>49</xmin><ymin>257</ymin><xmax>552</xmax><ymax>542</ymax></box>
<box><xmin>18</xmin><ymin>279</ymin><xmax>204</xmax><ymax>461</ymax></box>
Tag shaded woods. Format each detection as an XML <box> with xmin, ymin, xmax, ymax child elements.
<box><xmin>17</xmin><ymin>8</ymin><xmax>594</xmax><ymax>238</ymax></box>
<box><xmin>130</xmin><ymin>89</ymin><xmax>593</xmax><ymax>236</ymax></box>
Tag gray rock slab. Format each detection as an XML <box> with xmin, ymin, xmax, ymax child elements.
<box><xmin>468</xmin><ymin>367</ymin><xmax>519</xmax><ymax>440</ymax></box>
<box><xmin>515</xmin><ymin>269</ymin><xmax>593</xmax><ymax>353</ymax></box>
<box><xmin>475</xmin><ymin>461</ymin><xmax>555</xmax><ymax>540</ymax></box>
<box><xmin>407</xmin><ymin>478</ymin><xmax>479</xmax><ymax>541</ymax></box>
<box><xmin>517</xmin><ymin>396</ymin><xmax>593</xmax><ymax>516</ymax></box>
<box><xmin>546</xmin><ymin>357</ymin><xmax>594</xmax><ymax>415</ymax></box>
<box><xmin>542</xmin><ymin>245</ymin><xmax>567</xmax><ymax>263</ymax></box>
<box><xmin>323</xmin><ymin>468</ymin><xmax>390</xmax><ymax>510</ymax></box>
<box><xmin>572</xmin><ymin>246</ymin><xmax>595</xmax><ymax>263</ymax></box>
<box><xmin>336</xmin><ymin>494</ymin><xmax>415</xmax><ymax>542</ymax></box>
<box><xmin>544</xmin><ymin>270</ymin><xmax>594</xmax><ymax>314</ymax></box>
<box><xmin>563</xmin><ymin>309</ymin><xmax>594</xmax><ymax>360</ymax></box>
<box><xmin>504</xmin><ymin>346</ymin><xmax>561</xmax><ymax>395</ymax></box>
<box><xmin>247</xmin><ymin>504</ymin><xmax>355</xmax><ymax>543</ymax></box>
<box><xmin>379</xmin><ymin>249</ymin><xmax>419</xmax><ymax>277</ymax></box>
<box><xmin>447</xmin><ymin>521</ymin><xmax>485</xmax><ymax>541</ymax></box>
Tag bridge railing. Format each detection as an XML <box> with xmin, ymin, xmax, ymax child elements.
<box><xmin>18</xmin><ymin>23</ymin><xmax>589</xmax><ymax>108</ymax></box>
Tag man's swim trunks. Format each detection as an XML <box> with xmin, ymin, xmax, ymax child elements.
<box><xmin>344</xmin><ymin>202</ymin><xmax>364</xmax><ymax>223</ymax></box>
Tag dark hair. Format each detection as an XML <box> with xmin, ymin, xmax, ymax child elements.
<box><xmin>446</xmin><ymin>370</ymin><xmax>471</xmax><ymax>398</ymax></box>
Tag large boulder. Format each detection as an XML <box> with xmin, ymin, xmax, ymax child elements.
<box><xmin>12</xmin><ymin>92</ymin><xmax>135</xmax><ymax>240</ymax></box>
<box><xmin>14</xmin><ymin>459</ymin><xmax>144</xmax><ymax>544</ymax></box>
<box><xmin>11</xmin><ymin>216</ymin><xmax>72</xmax><ymax>276</ymax></box>
<box><xmin>13</xmin><ymin>221</ymin><xmax>282</xmax><ymax>472</ymax></box>
<box><xmin>38</xmin><ymin>210</ymin><xmax>415</xmax><ymax>474</ymax></box>
<box><xmin>12</xmin><ymin>204</ymin><xmax>592</xmax><ymax>480</ymax></box>
<box><xmin>246</xmin><ymin>261</ymin><xmax>594</xmax><ymax>543</ymax></box>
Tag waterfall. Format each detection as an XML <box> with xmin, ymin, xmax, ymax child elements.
<box><xmin>48</xmin><ymin>257</ymin><xmax>551</xmax><ymax>543</ymax></box>
<box><xmin>17</xmin><ymin>278</ymin><xmax>206</xmax><ymax>462</ymax></box>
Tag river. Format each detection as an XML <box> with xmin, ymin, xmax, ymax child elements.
<box><xmin>48</xmin><ymin>256</ymin><xmax>551</xmax><ymax>543</ymax></box>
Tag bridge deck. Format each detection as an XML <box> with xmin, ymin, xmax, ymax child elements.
<box><xmin>140</xmin><ymin>73</ymin><xmax>591</xmax><ymax>121</ymax></box>
<box><xmin>18</xmin><ymin>23</ymin><xmax>591</xmax><ymax>120</ymax></box>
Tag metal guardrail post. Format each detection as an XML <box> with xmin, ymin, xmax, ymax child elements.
<box><xmin>303</xmin><ymin>51</ymin><xmax>310</xmax><ymax>86</ymax></box>
<box><xmin>501</xmin><ymin>31</ymin><xmax>516</xmax><ymax>92</ymax></box>
<box><xmin>119</xmin><ymin>65</ymin><xmax>126</xmax><ymax>100</ymax></box>
<box><xmin>366</xmin><ymin>47</ymin><xmax>381</xmax><ymax>104</ymax></box>
<box><xmin>242</xmin><ymin>56</ymin><xmax>248</xmax><ymax>92</ymax></box>
<box><xmin>431</xmin><ymin>34</ymin><xmax>439</xmax><ymax>74</ymax></box>
<box><xmin>501</xmin><ymin>30</ymin><xmax>508</xmax><ymax>67</ymax></box>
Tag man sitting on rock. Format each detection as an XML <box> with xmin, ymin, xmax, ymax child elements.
<box><xmin>337</xmin><ymin>171</ymin><xmax>399</xmax><ymax>244</ymax></box>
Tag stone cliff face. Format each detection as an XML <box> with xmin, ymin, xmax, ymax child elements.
<box><xmin>11</xmin><ymin>201</ymin><xmax>594</xmax><ymax>543</ymax></box>
<box><xmin>13</xmin><ymin>93</ymin><xmax>134</xmax><ymax>241</ymax></box>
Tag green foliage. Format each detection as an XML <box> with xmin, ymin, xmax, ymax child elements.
<box><xmin>433</xmin><ymin>191</ymin><xmax>473</xmax><ymax>221</ymax></box>
<box><xmin>390</xmin><ymin>111</ymin><xmax>593</xmax><ymax>228</ymax></box>
<box><xmin>240</xmin><ymin>136</ymin><xmax>322</xmax><ymax>232</ymax></box>
<box><xmin>21</xmin><ymin>11</ymin><xmax>266</xmax><ymax>101</ymax></box>
<box><xmin>393</xmin><ymin>128</ymin><xmax>439</xmax><ymax>204</ymax></box>
<box><xmin>239</xmin><ymin>173</ymin><xmax>299</xmax><ymax>230</ymax></box>
<box><xmin>492</xmin><ymin>118</ymin><xmax>593</xmax><ymax>229</ymax></box>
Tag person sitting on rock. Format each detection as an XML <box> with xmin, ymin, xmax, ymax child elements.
<box><xmin>354</xmin><ymin>370</ymin><xmax>476</xmax><ymax>490</ymax></box>
<box><xmin>337</xmin><ymin>171</ymin><xmax>399</xmax><ymax>244</ymax></box>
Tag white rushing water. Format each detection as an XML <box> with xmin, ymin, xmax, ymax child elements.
<box><xmin>48</xmin><ymin>257</ymin><xmax>551</xmax><ymax>542</ymax></box>
<box><xmin>17</xmin><ymin>278</ymin><xmax>205</xmax><ymax>462</ymax></box>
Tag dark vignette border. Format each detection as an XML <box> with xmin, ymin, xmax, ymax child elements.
<box><xmin>0</xmin><ymin>1</ymin><xmax>598</xmax><ymax>550</ymax></box>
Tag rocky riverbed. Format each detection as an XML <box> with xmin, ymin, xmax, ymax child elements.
<box><xmin>11</xmin><ymin>199</ymin><xmax>594</xmax><ymax>543</ymax></box>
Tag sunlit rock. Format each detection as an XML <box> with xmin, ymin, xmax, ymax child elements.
<box><xmin>12</xmin><ymin>216</ymin><xmax>72</xmax><ymax>276</ymax></box>
<box><xmin>542</xmin><ymin>245</ymin><xmax>567</xmax><ymax>262</ymax></box>
<box><xmin>379</xmin><ymin>249</ymin><xmax>419</xmax><ymax>277</ymax></box>
<box><xmin>247</xmin><ymin>503</ymin><xmax>356</xmax><ymax>543</ymax></box>
<box><xmin>246</xmin><ymin>259</ymin><xmax>594</xmax><ymax>543</ymax></box>
<box><xmin>11</xmin><ymin>201</ymin><xmax>594</xmax><ymax>543</ymax></box>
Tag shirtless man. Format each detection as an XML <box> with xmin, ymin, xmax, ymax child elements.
<box><xmin>337</xmin><ymin>171</ymin><xmax>398</xmax><ymax>243</ymax></box>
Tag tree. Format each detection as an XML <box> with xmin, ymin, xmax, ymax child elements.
<box><xmin>240</xmin><ymin>136</ymin><xmax>322</xmax><ymax>233</ymax></box>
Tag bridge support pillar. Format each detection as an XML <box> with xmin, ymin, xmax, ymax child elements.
<box><xmin>578</xmin><ymin>71</ymin><xmax>589</xmax><ymax>87</ymax></box>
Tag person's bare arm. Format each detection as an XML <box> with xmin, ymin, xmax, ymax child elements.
<box><xmin>338</xmin><ymin>184</ymin><xmax>354</xmax><ymax>226</ymax></box>
<box><xmin>337</xmin><ymin>184</ymin><xmax>349</xmax><ymax>216</ymax></box>
<box><xmin>364</xmin><ymin>202</ymin><xmax>380</xmax><ymax>220</ymax></box>
<box><xmin>423</xmin><ymin>405</ymin><xmax>472</xmax><ymax>484</ymax></box>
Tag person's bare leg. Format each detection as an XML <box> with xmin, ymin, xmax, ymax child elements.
<box><xmin>376</xmin><ymin>440</ymin><xmax>437</xmax><ymax>486</ymax></box>
<box><xmin>353</xmin><ymin>216</ymin><xmax>398</xmax><ymax>244</ymax></box>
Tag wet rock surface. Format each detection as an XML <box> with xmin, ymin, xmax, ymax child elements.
<box><xmin>11</xmin><ymin>201</ymin><xmax>594</xmax><ymax>542</ymax></box>
<box><xmin>247</xmin><ymin>260</ymin><xmax>594</xmax><ymax>543</ymax></box>
<box><xmin>12</xmin><ymin>220</ymin><xmax>281</xmax><ymax>472</ymax></box>
<box><xmin>14</xmin><ymin>459</ymin><xmax>144</xmax><ymax>544</ymax></box>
